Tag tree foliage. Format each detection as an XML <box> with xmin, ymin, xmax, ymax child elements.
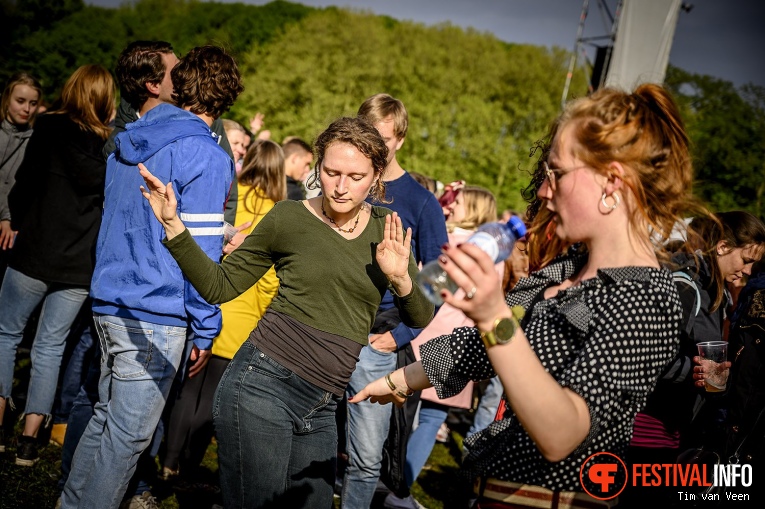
<box><xmin>233</xmin><ymin>7</ymin><xmax>586</xmax><ymax>211</ymax></box>
<box><xmin>2</xmin><ymin>0</ymin><xmax>760</xmax><ymax>214</ymax></box>
<box><xmin>666</xmin><ymin>66</ymin><xmax>765</xmax><ymax>216</ymax></box>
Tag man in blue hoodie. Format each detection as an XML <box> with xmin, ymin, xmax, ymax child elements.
<box><xmin>61</xmin><ymin>45</ymin><xmax>243</xmax><ymax>509</ymax></box>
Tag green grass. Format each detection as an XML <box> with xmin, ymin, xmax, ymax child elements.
<box><xmin>1</xmin><ymin>426</ymin><xmax>472</xmax><ymax>509</ymax></box>
<box><xmin>1</xmin><ymin>347</ymin><xmax>473</xmax><ymax>509</ymax></box>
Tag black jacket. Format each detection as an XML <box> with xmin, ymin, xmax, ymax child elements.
<box><xmin>640</xmin><ymin>253</ymin><xmax>725</xmax><ymax>437</ymax></box>
<box><xmin>725</xmin><ymin>282</ymin><xmax>765</xmax><ymax>465</ymax></box>
<box><xmin>8</xmin><ymin>113</ymin><xmax>105</xmax><ymax>286</ymax></box>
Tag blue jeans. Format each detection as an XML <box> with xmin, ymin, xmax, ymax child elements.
<box><xmin>61</xmin><ymin>315</ymin><xmax>187</xmax><ymax>509</ymax></box>
<box><xmin>405</xmin><ymin>401</ymin><xmax>449</xmax><ymax>487</ymax></box>
<box><xmin>467</xmin><ymin>376</ymin><xmax>503</xmax><ymax>439</ymax></box>
<box><xmin>214</xmin><ymin>341</ymin><xmax>339</xmax><ymax>509</ymax></box>
<box><xmin>57</xmin><ymin>339</ymin><xmax>170</xmax><ymax>498</ymax></box>
<box><xmin>342</xmin><ymin>342</ymin><xmax>397</xmax><ymax>509</ymax></box>
<box><xmin>0</xmin><ymin>267</ymin><xmax>89</xmax><ymax>416</ymax></box>
<box><xmin>53</xmin><ymin>306</ymin><xmax>96</xmax><ymax>424</ymax></box>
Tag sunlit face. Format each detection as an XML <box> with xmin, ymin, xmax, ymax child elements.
<box><xmin>227</xmin><ymin>129</ymin><xmax>247</xmax><ymax>162</ymax></box>
<box><xmin>717</xmin><ymin>243</ymin><xmax>763</xmax><ymax>285</ymax></box>
<box><xmin>6</xmin><ymin>84</ymin><xmax>40</xmax><ymax>127</ymax></box>
<box><xmin>447</xmin><ymin>191</ymin><xmax>466</xmax><ymax>223</ymax></box>
<box><xmin>537</xmin><ymin>124</ymin><xmax>604</xmax><ymax>244</ymax></box>
<box><xmin>320</xmin><ymin>142</ymin><xmax>376</xmax><ymax>218</ymax></box>
<box><xmin>295</xmin><ymin>151</ymin><xmax>313</xmax><ymax>181</ymax></box>
<box><xmin>158</xmin><ymin>52</ymin><xmax>179</xmax><ymax>104</ymax></box>
<box><xmin>374</xmin><ymin>116</ymin><xmax>404</xmax><ymax>165</ymax></box>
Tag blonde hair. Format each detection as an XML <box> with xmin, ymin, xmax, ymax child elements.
<box><xmin>222</xmin><ymin>118</ymin><xmax>246</xmax><ymax>135</ymax></box>
<box><xmin>1</xmin><ymin>72</ymin><xmax>43</xmax><ymax>127</ymax></box>
<box><xmin>447</xmin><ymin>185</ymin><xmax>497</xmax><ymax>231</ymax></box>
<box><xmin>357</xmin><ymin>93</ymin><xmax>408</xmax><ymax>139</ymax></box>
<box><xmin>51</xmin><ymin>64</ymin><xmax>114</xmax><ymax>140</ymax></box>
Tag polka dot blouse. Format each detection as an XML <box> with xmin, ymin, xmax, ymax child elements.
<box><xmin>419</xmin><ymin>251</ymin><xmax>682</xmax><ymax>491</ymax></box>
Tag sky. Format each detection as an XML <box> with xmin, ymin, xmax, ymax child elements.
<box><xmin>85</xmin><ymin>0</ymin><xmax>765</xmax><ymax>88</ymax></box>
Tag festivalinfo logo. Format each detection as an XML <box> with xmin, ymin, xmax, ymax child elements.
<box><xmin>579</xmin><ymin>452</ymin><xmax>754</xmax><ymax>502</ymax></box>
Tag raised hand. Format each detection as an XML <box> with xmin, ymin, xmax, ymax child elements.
<box><xmin>138</xmin><ymin>162</ymin><xmax>186</xmax><ymax>239</ymax></box>
<box><xmin>376</xmin><ymin>212</ymin><xmax>413</xmax><ymax>296</ymax></box>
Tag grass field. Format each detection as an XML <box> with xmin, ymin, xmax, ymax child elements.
<box><xmin>1</xmin><ymin>350</ymin><xmax>475</xmax><ymax>509</ymax></box>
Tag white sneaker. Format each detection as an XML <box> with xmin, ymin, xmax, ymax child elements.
<box><xmin>119</xmin><ymin>491</ymin><xmax>159</xmax><ymax>509</ymax></box>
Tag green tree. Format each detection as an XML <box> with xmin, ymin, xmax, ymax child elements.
<box><xmin>234</xmin><ymin>7</ymin><xmax>588</xmax><ymax>212</ymax></box>
<box><xmin>666</xmin><ymin>66</ymin><xmax>765</xmax><ymax>216</ymax></box>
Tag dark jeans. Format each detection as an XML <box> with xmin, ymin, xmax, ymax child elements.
<box><xmin>163</xmin><ymin>355</ymin><xmax>229</xmax><ymax>475</ymax></box>
<box><xmin>214</xmin><ymin>342</ymin><xmax>339</xmax><ymax>509</ymax></box>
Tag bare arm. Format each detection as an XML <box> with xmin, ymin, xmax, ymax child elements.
<box><xmin>436</xmin><ymin>242</ymin><xmax>591</xmax><ymax>461</ymax></box>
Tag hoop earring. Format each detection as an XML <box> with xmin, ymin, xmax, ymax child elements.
<box><xmin>600</xmin><ymin>192</ymin><xmax>620</xmax><ymax>213</ymax></box>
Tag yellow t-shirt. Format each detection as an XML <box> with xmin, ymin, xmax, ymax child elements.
<box><xmin>212</xmin><ymin>185</ymin><xmax>278</xmax><ymax>359</ymax></box>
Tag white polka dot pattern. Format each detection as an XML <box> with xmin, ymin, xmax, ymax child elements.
<box><xmin>419</xmin><ymin>251</ymin><xmax>682</xmax><ymax>491</ymax></box>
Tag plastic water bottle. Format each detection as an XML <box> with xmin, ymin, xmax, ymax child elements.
<box><xmin>417</xmin><ymin>215</ymin><xmax>527</xmax><ymax>305</ymax></box>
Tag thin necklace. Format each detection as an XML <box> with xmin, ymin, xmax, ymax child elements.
<box><xmin>321</xmin><ymin>200</ymin><xmax>362</xmax><ymax>233</ymax></box>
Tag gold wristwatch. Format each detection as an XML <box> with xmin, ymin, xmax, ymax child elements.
<box><xmin>480</xmin><ymin>306</ymin><xmax>524</xmax><ymax>349</ymax></box>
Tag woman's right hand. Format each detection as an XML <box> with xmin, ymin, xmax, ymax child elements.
<box><xmin>0</xmin><ymin>220</ymin><xmax>16</xmax><ymax>250</ymax></box>
<box><xmin>138</xmin><ymin>163</ymin><xmax>186</xmax><ymax>239</ymax></box>
<box><xmin>439</xmin><ymin>242</ymin><xmax>509</xmax><ymax>332</ymax></box>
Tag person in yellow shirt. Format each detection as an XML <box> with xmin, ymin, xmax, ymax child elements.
<box><xmin>161</xmin><ymin>139</ymin><xmax>286</xmax><ymax>483</ymax></box>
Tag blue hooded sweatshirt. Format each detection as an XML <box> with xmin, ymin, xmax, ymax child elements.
<box><xmin>91</xmin><ymin>103</ymin><xmax>234</xmax><ymax>350</ymax></box>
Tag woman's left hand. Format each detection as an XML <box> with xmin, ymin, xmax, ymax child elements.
<box><xmin>349</xmin><ymin>376</ymin><xmax>407</xmax><ymax>408</ymax></box>
<box><xmin>692</xmin><ymin>356</ymin><xmax>732</xmax><ymax>388</ymax></box>
<box><xmin>377</xmin><ymin>212</ymin><xmax>413</xmax><ymax>295</ymax></box>
<box><xmin>138</xmin><ymin>163</ymin><xmax>186</xmax><ymax>239</ymax></box>
<box><xmin>439</xmin><ymin>243</ymin><xmax>508</xmax><ymax>331</ymax></box>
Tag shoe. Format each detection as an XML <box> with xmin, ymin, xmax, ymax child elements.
<box><xmin>160</xmin><ymin>466</ymin><xmax>179</xmax><ymax>481</ymax></box>
<box><xmin>383</xmin><ymin>492</ymin><xmax>427</xmax><ymax>509</ymax></box>
<box><xmin>0</xmin><ymin>428</ymin><xmax>5</xmax><ymax>453</ymax></box>
<box><xmin>119</xmin><ymin>491</ymin><xmax>159</xmax><ymax>509</ymax></box>
<box><xmin>435</xmin><ymin>422</ymin><xmax>451</xmax><ymax>443</ymax></box>
<box><xmin>15</xmin><ymin>435</ymin><xmax>39</xmax><ymax>467</ymax></box>
<box><xmin>55</xmin><ymin>497</ymin><xmax>62</xmax><ymax>509</ymax></box>
<box><xmin>50</xmin><ymin>423</ymin><xmax>67</xmax><ymax>447</ymax></box>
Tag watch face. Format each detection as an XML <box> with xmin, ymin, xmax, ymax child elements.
<box><xmin>495</xmin><ymin>317</ymin><xmax>517</xmax><ymax>343</ymax></box>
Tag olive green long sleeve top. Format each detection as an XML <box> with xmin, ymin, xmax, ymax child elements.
<box><xmin>164</xmin><ymin>200</ymin><xmax>434</xmax><ymax>345</ymax></box>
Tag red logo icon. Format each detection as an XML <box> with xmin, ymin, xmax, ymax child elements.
<box><xmin>580</xmin><ymin>452</ymin><xmax>627</xmax><ymax>500</ymax></box>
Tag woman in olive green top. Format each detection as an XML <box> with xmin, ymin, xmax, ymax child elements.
<box><xmin>138</xmin><ymin>116</ymin><xmax>433</xmax><ymax>509</ymax></box>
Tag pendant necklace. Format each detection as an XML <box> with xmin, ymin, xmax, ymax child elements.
<box><xmin>322</xmin><ymin>201</ymin><xmax>361</xmax><ymax>233</ymax></box>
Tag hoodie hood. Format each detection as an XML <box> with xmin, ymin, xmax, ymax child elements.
<box><xmin>115</xmin><ymin>103</ymin><xmax>218</xmax><ymax>164</ymax></box>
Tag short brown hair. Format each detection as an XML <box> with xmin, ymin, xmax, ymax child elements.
<box><xmin>172</xmin><ymin>46</ymin><xmax>244</xmax><ymax>119</ymax></box>
<box><xmin>239</xmin><ymin>139</ymin><xmax>286</xmax><ymax>216</ymax></box>
<box><xmin>308</xmin><ymin>116</ymin><xmax>389</xmax><ymax>203</ymax></box>
<box><xmin>116</xmin><ymin>40</ymin><xmax>174</xmax><ymax>111</ymax></box>
<box><xmin>282</xmin><ymin>137</ymin><xmax>312</xmax><ymax>159</ymax></box>
<box><xmin>357</xmin><ymin>93</ymin><xmax>408</xmax><ymax>139</ymax></box>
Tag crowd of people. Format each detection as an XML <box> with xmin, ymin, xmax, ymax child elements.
<box><xmin>1</xmin><ymin>38</ymin><xmax>764</xmax><ymax>509</ymax></box>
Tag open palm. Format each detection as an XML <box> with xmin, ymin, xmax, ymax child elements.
<box><xmin>376</xmin><ymin>212</ymin><xmax>412</xmax><ymax>280</ymax></box>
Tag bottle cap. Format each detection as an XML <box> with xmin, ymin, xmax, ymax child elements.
<box><xmin>506</xmin><ymin>215</ymin><xmax>527</xmax><ymax>239</ymax></box>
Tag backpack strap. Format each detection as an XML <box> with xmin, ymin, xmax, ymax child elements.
<box><xmin>673</xmin><ymin>269</ymin><xmax>701</xmax><ymax>318</ymax></box>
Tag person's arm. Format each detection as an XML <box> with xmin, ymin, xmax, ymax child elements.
<box><xmin>139</xmin><ymin>163</ymin><xmax>275</xmax><ymax>304</ymax></box>
<box><xmin>433</xmin><ymin>243</ymin><xmax>591</xmax><ymax>461</ymax></box>
<box><xmin>375</xmin><ymin>212</ymin><xmax>434</xmax><ymax>329</ymax></box>
<box><xmin>387</xmin><ymin>193</ymin><xmax>449</xmax><ymax>349</ymax></box>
